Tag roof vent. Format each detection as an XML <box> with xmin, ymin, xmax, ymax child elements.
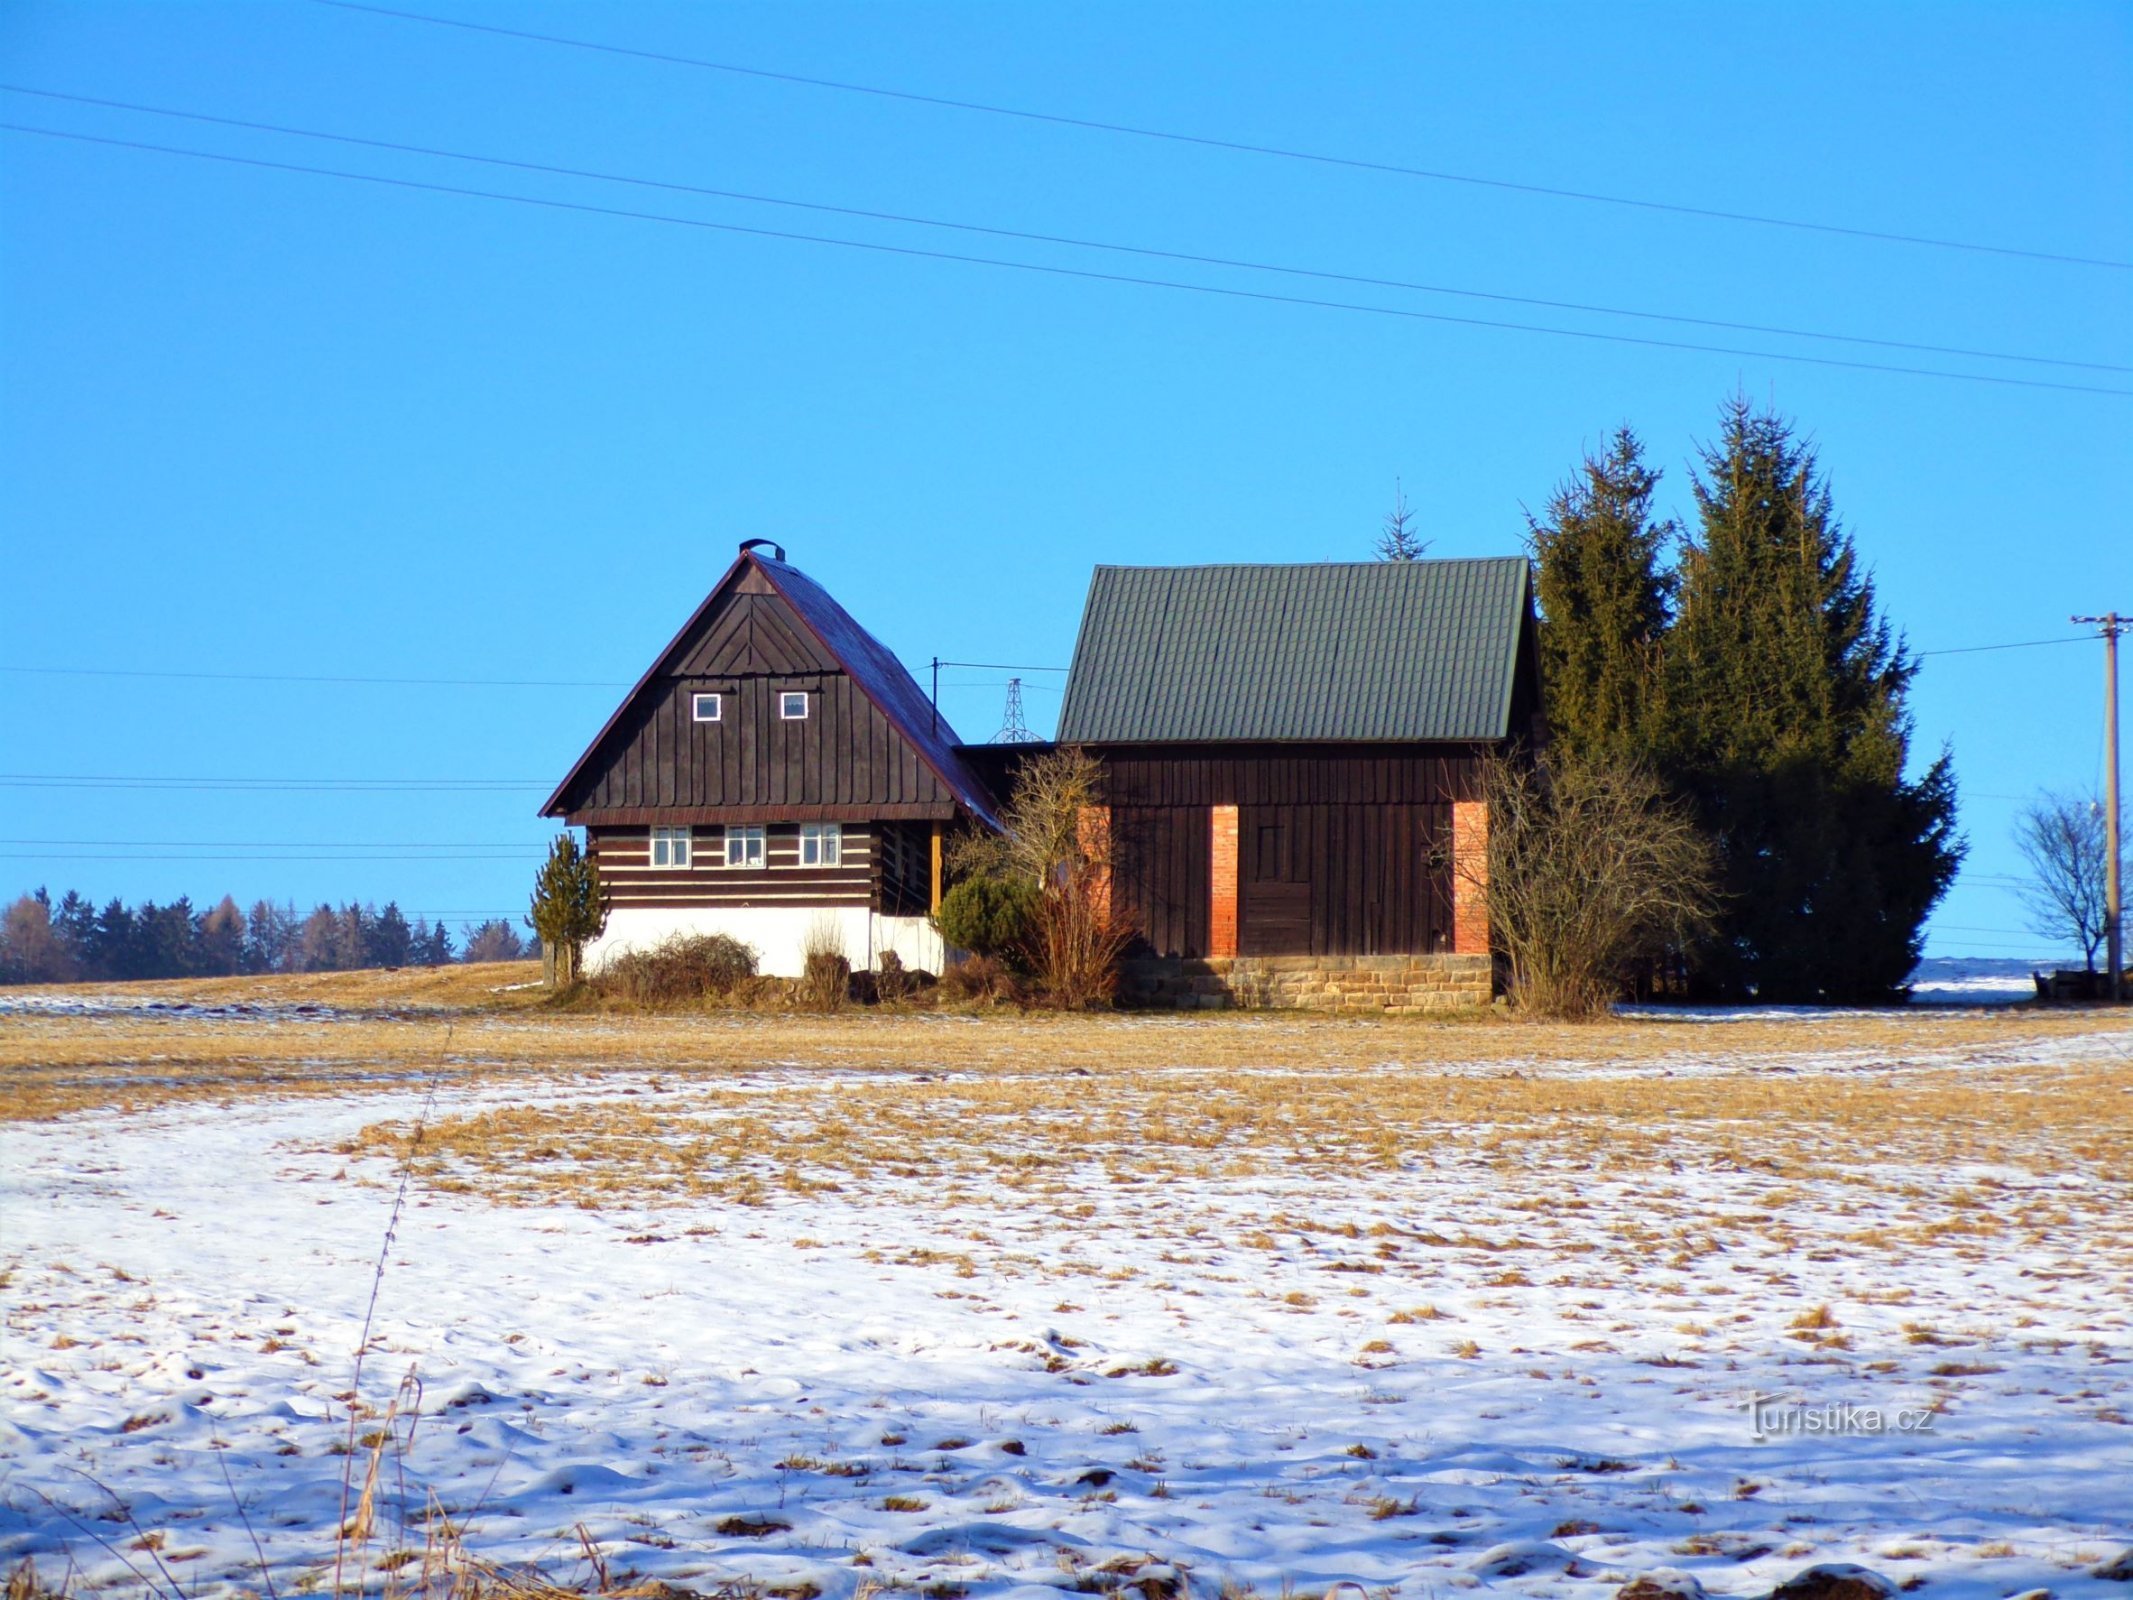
<box><xmin>739</xmin><ymin>537</ymin><xmax>787</xmax><ymax>562</ymax></box>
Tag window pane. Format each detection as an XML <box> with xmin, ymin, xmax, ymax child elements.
<box><xmin>822</xmin><ymin>824</ymin><xmax>840</xmax><ymax>866</ymax></box>
<box><xmin>675</xmin><ymin>833</ymin><xmax>691</xmax><ymax>868</ymax></box>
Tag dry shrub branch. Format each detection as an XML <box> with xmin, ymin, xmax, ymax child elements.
<box><xmin>948</xmin><ymin>747</ymin><xmax>1135</xmax><ymax>1007</ymax></box>
<box><xmin>1473</xmin><ymin>751</ymin><xmax>1716</xmax><ymax>1017</ymax></box>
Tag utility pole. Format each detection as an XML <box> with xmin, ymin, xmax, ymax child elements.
<box><xmin>2074</xmin><ymin>612</ymin><xmax>2124</xmax><ymax>1002</ymax></box>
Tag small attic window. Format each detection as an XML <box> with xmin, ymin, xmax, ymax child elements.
<box><xmin>692</xmin><ymin>693</ymin><xmax>722</xmax><ymax>722</ymax></box>
<box><xmin>780</xmin><ymin>691</ymin><xmax>809</xmax><ymax>720</ymax></box>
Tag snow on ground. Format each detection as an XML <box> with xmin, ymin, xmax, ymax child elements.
<box><xmin>3</xmin><ymin>1024</ymin><xmax>2131</xmax><ymax>1600</ymax></box>
<box><xmin>1907</xmin><ymin>960</ymin><xmax>2054</xmax><ymax>1008</ymax></box>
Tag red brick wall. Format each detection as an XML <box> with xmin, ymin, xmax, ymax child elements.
<box><xmin>1209</xmin><ymin>804</ymin><xmax>1240</xmax><ymax>958</ymax></box>
<box><xmin>1452</xmin><ymin>799</ymin><xmax>1490</xmax><ymax>956</ymax></box>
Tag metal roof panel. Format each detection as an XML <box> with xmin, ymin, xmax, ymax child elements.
<box><xmin>1056</xmin><ymin>557</ymin><xmax>1530</xmax><ymax>743</ymax></box>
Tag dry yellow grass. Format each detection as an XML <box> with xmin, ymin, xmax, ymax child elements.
<box><xmin>4</xmin><ymin>966</ymin><xmax>2130</xmax><ymax>1134</ymax></box>
<box><xmin>6</xmin><ymin>970</ymin><xmax>2132</xmax><ymax>1272</ymax></box>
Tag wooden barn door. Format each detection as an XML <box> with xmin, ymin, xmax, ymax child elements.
<box><xmin>1239</xmin><ymin>805</ymin><xmax>1313</xmax><ymax>955</ymax></box>
<box><xmin>1239</xmin><ymin>802</ymin><xmax>1454</xmax><ymax>956</ymax></box>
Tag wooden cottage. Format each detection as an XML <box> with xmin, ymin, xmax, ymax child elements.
<box><xmin>1048</xmin><ymin>558</ymin><xmax>1543</xmax><ymax>1005</ymax></box>
<box><xmin>540</xmin><ymin>541</ymin><xmax>997</xmax><ymax>976</ymax></box>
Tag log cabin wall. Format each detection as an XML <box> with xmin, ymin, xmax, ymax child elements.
<box><xmin>588</xmin><ymin>823</ymin><xmax>875</xmax><ymax>910</ymax></box>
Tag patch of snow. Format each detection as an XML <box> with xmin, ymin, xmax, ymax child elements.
<box><xmin>2</xmin><ymin>1041</ymin><xmax>2129</xmax><ymax>1599</ymax></box>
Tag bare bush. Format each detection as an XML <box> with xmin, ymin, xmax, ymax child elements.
<box><xmin>797</xmin><ymin>917</ymin><xmax>851</xmax><ymax>1013</ymax></box>
<box><xmin>587</xmin><ymin>932</ymin><xmax>757</xmax><ymax>1006</ymax></box>
<box><xmin>1470</xmin><ymin>751</ymin><xmax>1716</xmax><ymax>1018</ymax></box>
<box><xmin>936</xmin><ymin>952</ymin><xmax>1019</xmax><ymax>1006</ymax></box>
<box><xmin>2014</xmin><ymin>789</ymin><xmax>2112</xmax><ymax>971</ymax></box>
<box><xmin>1029</xmin><ymin>869</ymin><xmax>1137</xmax><ymax>1009</ymax></box>
<box><xmin>874</xmin><ymin>948</ymin><xmax>912</xmax><ymax>1005</ymax></box>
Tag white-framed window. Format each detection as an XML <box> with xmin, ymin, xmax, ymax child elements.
<box><xmin>724</xmin><ymin>825</ymin><xmax>766</xmax><ymax>869</ymax></box>
<box><xmin>800</xmin><ymin>822</ymin><xmax>842</xmax><ymax>867</ymax></box>
<box><xmin>650</xmin><ymin>826</ymin><xmax>692</xmax><ymax>869</ymax></box>
<box><xmin>780</xmin><ymin>690</ymin><xmax>810</xmax><ymax>720</ymax></box>
<box><xmin>692</xmin><ymin>692</ymin><xmax>722</xmax><ymax>722</ymax></box>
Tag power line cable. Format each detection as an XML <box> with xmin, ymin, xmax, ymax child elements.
<box><xmin>0</xmin><ymin>838</ymin><xmax>547</xmax><ymax>848</ymax></box>
<box><xmin>0</xmin><ymin>662</ymin><xmax>626</xmax><ymax>688</ymax></box>
<box><xmin>5</xmin><ymin>83</ymin><xmax>2119</xmax><ymax>375</ymax></box>
<box><xmin>932</xmin><ymin>660</ymin><xmax>1071</xmax><ymax>672</ymax></box>
<box><xmin>0</xmin><ymin>774</ymin><xmax>545</xmax><ymax>791</ymax></box>
<box><xmin>2</xmin><ymin>665</ymin><xmax>622</xmax><ymax>691</ymax></box>
<box><xmin>1916</xmin><ymin>634</ymin><xmax>2093</xmax><ymax>657</ymax></box>
<box><xmin>1</xmin><ymin>631</ymin><xmax>2095</xmax><ymax>693</ymax></box>
<box><xmin>0</xmin><ymin>852</ymin><xmax>536</xmax><ymax>861</ymax></box>
<box><xmin>308</xmin><ymin>0</ymin><xmax>2133</xmax><ymax>273</ymax></box>
<box><xmin>9</xmin><ymin>120</ymin><xmax>2127</xmax><ymax>400</ymax></box>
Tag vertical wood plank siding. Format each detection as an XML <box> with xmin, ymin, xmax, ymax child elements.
<box><xmin>559</xmin><ymin>590</ymin><xmax>961</xmax><ymax>819</ymax></box>
<box><xmin>1091</xmin><ymin>746</ymin><xmax>1477</xmax><ymax>958</ymax></box>
<box><xmin>1091</xmin><ymin>746</ymin><xmax>1485</xmax><ymax>806</ymax></box>
<box><xmin>1111</xmin><ymin>807</ymin><xmax>1212</xmax><ymax>958</ymax></box>
<box><xmin>1236</xmin><ymin>802</ymin><xmax>1453</xmax><ymax>956</ymax></box>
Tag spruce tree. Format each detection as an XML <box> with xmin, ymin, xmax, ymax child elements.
<box><xmin>53</xmin><ymin>892</ymin><xmax>95</xmax><ymax>976</ymax></box>
<box><xmin>370</xmin><ymin>902</ymin><xmax>414</xmax><ymax>968</ymax></box>
<box><xmin>92</xmin><ymin>897</ymin><xmax>137</xmax><ymax>980</ymax></box>
<box><xmin>197</xmin><ymin>896</ymin><xmax>246</xmax><ymax>975</ymax></box>
<box><xmin>1527</xmin><ymin>428</ymin><xmax>1676</xmax><ymax>762</ymax></box>
<box><xmin>529</xmin><ymin>832</ymin><xmax>608</xmax><ymax>984</ymax></box>
<box><xmin>1375</xmin><ymin>479</ymin><xmax>1430</xmax><ymax>561</ymax></box>
<box><xmin>1665</xmin><ymin>398</ymin><xmax>1961</xmax><ymax>1002</ymax></box>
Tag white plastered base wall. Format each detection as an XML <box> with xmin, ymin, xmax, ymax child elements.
<box><xmin>583</xmin><ymin>906</ymin><xmax>944</xmax><ymax>979</ymax></box>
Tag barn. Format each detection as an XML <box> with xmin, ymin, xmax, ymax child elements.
<box><xmin>540</xmin><ymin>540</ymin><xmax>996</xmax><ymax>977</ymax></box>
<box><xmin>1048</xmin><ymin>557</ymin><xmax>1543</xmax><ymax>1009</ymax></box>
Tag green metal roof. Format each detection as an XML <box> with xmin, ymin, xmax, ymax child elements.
<box><xmin>1056</xmin><ymin>557</ymin><xmax>1532</xmax><ymax>744</ymax></box>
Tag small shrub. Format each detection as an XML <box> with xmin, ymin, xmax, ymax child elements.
<box><xmin>938</xmin><ymin>953</ymin><xmax>1018</xmax><ymax>1005</ymax></box>
<box><xmin>933</xmin><ymin>876</ymin><xmax>1038</xmax><ymax>960</ymax></box>
<box><xmin>875</xmin><ymin>948</ymin><xmax>912</xmax><ymax>1004</ymax></box>
<box><xmin>588</xmin><ymin>932</ymin><xmax>757</xmax><ymax>1006</ymax></box>
<box><xmin>798</xmin><ymin>917</ymin><xmax>851</xmax><ymax>1013</ymax></box>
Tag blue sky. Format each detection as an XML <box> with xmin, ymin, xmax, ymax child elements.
<box><xmin>3</xmin><ymin>0</ymin><xmax>2128</xmax><ymax>958</ymax></box>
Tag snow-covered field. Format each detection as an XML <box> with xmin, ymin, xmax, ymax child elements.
<box><xmin>3</xmin><ymin>1000</ymin><xmax>2130</xmax><ymax>1600</ymax></box>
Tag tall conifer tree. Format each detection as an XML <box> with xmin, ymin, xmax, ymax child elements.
<box><xmin>1665</xmin><ymin>399</ymin><xmax>1961</xmax><ymax>1001</ymax></box>
<box><xmin>1527</xmin><ymin>428</ymin><xmax>1677</xmax><ymax>762</ymax></box>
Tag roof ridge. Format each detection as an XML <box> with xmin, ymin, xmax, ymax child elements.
<box><xmin>1090</xmin><ymin>555</ymin><xmax>1527</xmax><ymax>574</ymax></box>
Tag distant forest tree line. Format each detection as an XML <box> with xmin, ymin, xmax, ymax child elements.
<box><xmin>0</xmin><ymin>888</ymin><xmax>537</xmax><ymax>986</ymax></box>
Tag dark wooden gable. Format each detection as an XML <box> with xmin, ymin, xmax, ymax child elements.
<box><xmin>672</xmin><ymin>568</ymin><xmax>835</xmax><ymax>677</ymax></box>
<box><xmin>543</xmin><ymin>551</ymin><xmax>994</xmax><ymax>825</ymax></box>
